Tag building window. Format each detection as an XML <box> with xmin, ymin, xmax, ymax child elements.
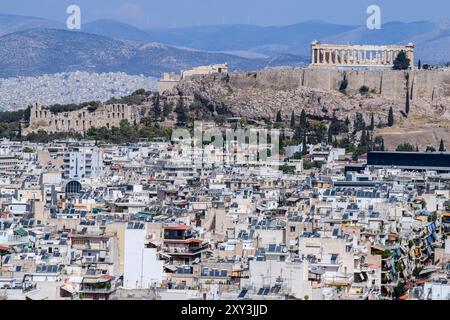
<box><xmin>65</xmin><ymin>181</ymin><xmax>82</xmax><ymax>194</ymax></box>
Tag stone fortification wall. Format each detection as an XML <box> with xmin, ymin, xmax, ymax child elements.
<box><xmin>174</xmin><ymin>68</ymin><xmax>450</xmax><ymax>125</ymax></box>
<box><xmin>26</xmin><ymin>103</ymin><xmax>142</xmax><ymax>134</ymax></box>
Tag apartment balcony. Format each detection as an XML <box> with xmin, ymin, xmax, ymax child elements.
<box><xmin>322</xmin><ymin>274</ymin><xmax>353</xmax><ymax>286</ymax></box>
<box><xmin>162</xmin><ymin>243</ymin><xmax>209</xmax><ymax>256</ymax></box>
<box><xmin>79</xmin><ymin>278</ymin><xmax>117</xmax><ymax>294</ymax></box>
<box><xmin>72</xmin><ymin>243</ymin><xmax>109</xmax><ymax>251</ymax></box>
<box><xmin>200</xmin><ymin>269</ymin><xmax>230</xmax><ymax>279</ymax></box>
<box><xmin>0</xmin><ymin>232</ymin><xmax>29</xmax><ymax>246</ymax></box>
<box><xmin>80</xmin><ymin>255</ymin><xmax>112</xmax><ymax>265</ymax></box>
<box><xmin>79</xmin><ymin>287</ymin><xmax>116</xmax><ymax>294</ymax></box>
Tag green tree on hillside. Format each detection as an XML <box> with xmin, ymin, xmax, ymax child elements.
<box><xmin>353</xmin><ymin>113</ymin><xmax>366</xmax><ymax>132</ymax></box>
<box><xmin>405</xmin><ymin>90</ymin><xmax>410</xmax><ymax>114</ymax></box>
<box><xmin>175</xmin><ymin>100</ymin><xmax>188</xmax><ymax>124</ymax></box>
<box><xmin>387</xmin><ymin>107</ymin><xmax>394</xmax><ymax>127</ymax></box>
<box><xmin>373</xmin><ymin>136</ymin><xmax>385</xmax><ymax>151</ymax></box>
<box><xmin>302</xmin><ymin>134</ymin><xmax>308</xmax><ymax>155</ymax></box>
<box><xmin>153</xmin><ymin>93</ymin><xmax>161</xmax><ymax>121</ymax></box>
<box><xmin>369</xmin><ymin>113</ymin><xmax>375</xmax><ymax>131</ymax></box>
<box><xmin>339</xmin><ymin>74</ymin><xmax>348</xmax><ymax>93</ymax></box>
<box><xmin>133</xmin><ymin>88</ymin><xmax>146</xmax><ymax>95</ymax></box>
<box><xmin>327</xmin><ymin>126</ymin><xmax>333</xmax><ymax>144</ymax></box>
<box><xmin>300</xmin><ymin>110</ymin><xmax>307</xmax><ymax>129</ymax></box>
<box><xmin>396</xmin><ymin>143</ymin><xmax>415</xmax><ymax>152</ymax></box>
<box><xmin>163</xmin><ymin>101</ymin><xmax>173</xmax><ymax>119</ymax></box>
<box><xmin>276</xmin><ymin>110</ymin><xmax>283</xmax><ymax>123</ymax></box>
<box><xmin>290</xmin><ymin>111</ymin><xmax>296</xmax><ymax>129</ymax></box>
<box><xmin>393</xmin><ymin>51</ymin><xmax>410</xmax><ymax>70</ymax></box>
<box><xmin>439</xmin><ymin>139</ymin><xmax>446</xmax><ymax>152</ymax></box>
<box><xmin>18</xmin><ymin>122</ymin><xmax>22</xmax><ymax>140</ymax></box>
<box><xmin>344</xmin><ymin>117</ymin><xmax>350</xmax><ymax>133</ymax></box>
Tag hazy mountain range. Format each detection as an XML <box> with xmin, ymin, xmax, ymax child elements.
<box><xmin>0</xmin><ymin>13</ymin><xmax>449</xmax><ymax>79</ymax></box>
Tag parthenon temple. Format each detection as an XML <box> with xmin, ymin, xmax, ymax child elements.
<box><xmin>310</xmin><ymin>41</ymin><xmax>415</xmax><ymax>69</ymax></box>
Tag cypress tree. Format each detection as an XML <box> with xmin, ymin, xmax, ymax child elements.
<box><xmin>153</xmin><ymin>93</ymin><xmax>161</xmax><ymax>121</ymax></box>
<box><xmin>439</xmin><ymin>139</ymin><xmax>445</xmax><ymax>152</ymax></box>
<box><xmin>280</xmin><ymin>131</ymin><xmax>286</xmax><ymax>151</ymax></box>
<box><xmin>276</xmin><ymin>110</ymin><xmax>282</xmax><ymax>123</ymax></box>
<box><xmin>290</xmin><ymin>111</ymin><xmax>296</xmax><ymax>129</ymax></box>
<box><xmin>405</xmin><ymin>90</ymin><xmax>410</xmax><ymax>114</ymax></box>
<box><xmin>344</xmin><ymin>117</ymin><xmax>350</xmax><ymax>133</ymax></box>
<box><xmin>175</xmin><ymin>99</ymin><xmax>188</xmax><ymax>124</ymax></box>
<box><xmin>294</xmin><ymin>127</ymin><xmax>302</xmax><ymax>142</ymax></box>
<box><xmin>333</xmin><ymin>137</ymin><xmax>338</xmax><ymax>148</ymax></box>
<box><xmin>388</xmin><ymin>107</ymin><xmax>394</xmax><ymax>127</ymax></box>
<box><xmin>163</xmin><ymin>101</ymin><xmax>173</xmax><ymax>119</ymax></box>
<box><xmin>360</xmin><ymin>129</ymin><xmax>370</xmax><ymax>148</ymax></box>
<box><xmin>327</xmin><ymin>126</ymin><xmax>333</xmax><ymax>144</ymax></box>
<box><xmin>18</xmin><ymin>122</ymin><xmax>22</xmax><ymax>140</ymax></box>
<box><xmin>300</xmin><ymin>110</ymin><xmax>307</xmax><ymax>129</ymax></box>
<box><xmin>302</xmin><ymin>134</ymin><xmax>308</xmax><ymax>155</ymax></box>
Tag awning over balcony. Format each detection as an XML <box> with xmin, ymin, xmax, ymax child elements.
<box><xmin>164</xmin><ymin>264</ymin><xmax>177</xmax><ymax>272</ymax></box>
<box><xmin>82</xmin><ymin>275</ymin><xmax>113</xmax><ymax>284</ymax></box>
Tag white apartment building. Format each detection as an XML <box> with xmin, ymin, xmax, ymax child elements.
<box><xmin>123</xmin><ymin>223</ymin><xmax>164</xmax><ymax>290</ymax></box>
<box><xmin>63</xmin><ymin>146</ymin><xmax>104</xmax><ymax>180</ymax></box>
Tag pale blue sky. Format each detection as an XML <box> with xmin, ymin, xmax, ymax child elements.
<box><xmin>1</xmin><ymin>0</ymin><xmax>448</xmax><ymax>28</ymax></box>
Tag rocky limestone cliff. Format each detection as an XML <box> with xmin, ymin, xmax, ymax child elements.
<box><xmin>165</xmin><ymin>67</ymin><xmax>450</xmax><ymax>149</ymax></box>
<box><xmin>171</xmin><ymin>68</ymin><xmax>448</xmax><ymax>121</ymax></box>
